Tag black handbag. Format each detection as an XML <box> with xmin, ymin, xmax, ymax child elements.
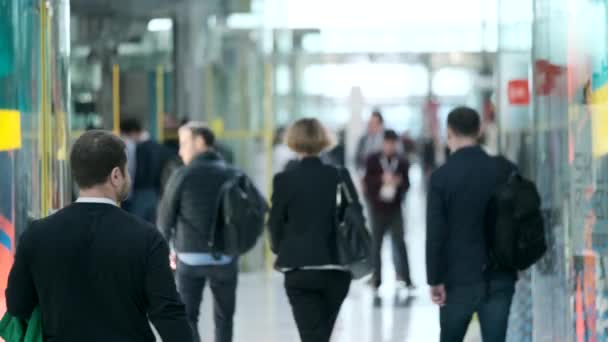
<box><xmin>335</xmin><ymin>171</ymin><xmax>373</xmax><ymax>279</ymax></box>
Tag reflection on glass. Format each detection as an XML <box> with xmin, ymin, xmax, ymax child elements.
<box><xmin>0</xmin><ymin>0</ymin><xmax>70</xmax><ymax>315</ymax></box>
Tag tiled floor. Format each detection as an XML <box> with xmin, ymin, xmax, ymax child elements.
<box><xmin>196</xmin><ymin>164</ymin><xmax>481</xmax><ymax>341</ymax></box>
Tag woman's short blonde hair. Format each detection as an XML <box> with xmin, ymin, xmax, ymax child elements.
<box><xmin>286</xmin><ymin>118</ymin><xmax>333</xmax><ymax>155</ymax></box>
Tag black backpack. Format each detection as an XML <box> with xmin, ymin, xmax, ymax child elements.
<box><xmin>489</xmin><ymin>157</ymin><xmax>547</xmax><ymax>271</ymax></box>
<box><xmin>209</xmin><ymin>172</ymin><xmax>269</xmax><ymax>256</ymax></box>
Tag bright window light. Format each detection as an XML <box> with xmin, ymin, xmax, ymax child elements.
<box><xmin>148</xmin><ymin>18</ymin><xmax>173</xmax><ymax>32</ymax></box>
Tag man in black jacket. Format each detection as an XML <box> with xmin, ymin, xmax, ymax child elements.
<box><xmin>158</xmin><ymin>121</ymin><xmax>238</xmax><ymax>342</ymax></box>
<box><xmin>6</xmin><ymin>130</ymin><xmax>192</xmax><ymax>342</ymax></box>
<box><xmin>426</xmin><ymin>107</ymin><xmax>516</xmax><ymax>342</ymax></box>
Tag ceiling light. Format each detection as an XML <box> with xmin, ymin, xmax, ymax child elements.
<box><xmin>148</xmin><ymin>18</ymin><xmax>173</xmax><ymax>32</ymax></box>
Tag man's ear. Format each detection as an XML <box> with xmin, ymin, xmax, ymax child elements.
<box><xmin>195</xmin><ymin>135</ymin><xmax>207</xmax><ymax>151</ymax></box>
<box><xmin>109</xmin><ymin>167</ymin><xmax>122</xmax><ymax>186</ymax></box>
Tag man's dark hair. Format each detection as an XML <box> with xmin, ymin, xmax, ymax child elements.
<box><xmin>181</xmin><ymin>121</ymin><xmax>215</xmax><ymax>147</ymax></box>
<box><xmin>371</xmin><ymin>110</ymin><xmax>384</xmax><ymax>124</ymax></box>
<box><xmin>70</xmin><ymin>130</ymin><xmax>127</xmax><ymax>189</ymax></box>
<box><xmin>120</xmin><ymin>118</ymin><xmax>143</xmax><ymax>134</ymax></box>
<box><xmin>447</xmin><ymin>107</ymin><xmax>481</xmax><ymax>137</ymax></box>
<box><xmin>384</xmin><ymin>129</ymin><xmax>399</xmax><ymax>141</ymax></box>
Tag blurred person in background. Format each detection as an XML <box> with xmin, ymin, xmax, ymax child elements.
<box><xmin>421</xmin><ymin>136</ymin><xmax>437</xmax><ymax>190</ymax></box>
<box><xmin>158</xmin><ymin>122</ymin><xmax>242</xmax><ymax>342</ymax></box>
<box><xmin>401</xmin><ymin>131</ymin><xmax>417</xmax><ymax>157</ymax></box>
<box><xmin>322</xmin><ymin>129</ymin><xmax>346</xmax><ymax>168</ymax></box>
<box><xmin>364</xmin><ymin>129</ymin><xmax>414</xmax><ymax>291</ymax></box>
<box><xmin>121</xmin><ymin>118</ymin><xmax>172</xmax><ymax>223</ymax></box>
<box><xmin>273</xmin><ymin>126</ymin><xmax>297</xmax><ymax>174</ymax></box>
<box><xmin>355</xmin><ymin>110</ymin><xmax>385</xmax><ymax>172</ymax></box>
<box><xmin>269</xmin><ymin>118</ymin><xmax>361</xmax><ymax>342</ymax></box>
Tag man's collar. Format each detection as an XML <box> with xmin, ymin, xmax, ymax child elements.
<box><xmin>76</xmin><ymin>197</ymin><xmax>118</xmax><ymax>207</ymax></box>
<box><xmin>193</xmin><ymin>150</ymin><xmax>222</xmax><ymax>163</ymax></box>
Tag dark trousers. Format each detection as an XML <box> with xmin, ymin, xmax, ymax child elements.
<box><xmin>370</xmin><ymin>209</ymin><xmax>412</xmax><ymax>286</ymax></box>
<box><xmin>440</xmin><ymin>278</ymin><xmax>515</xmax><ymax>342</ymax></box>
<box><xmin>285</xmin><ymin>270</ymin><xmax>351</xmax><ymax>342</ymax></box>
<box><xmin>176</xmin><ymin>261</ymin><xmax>238</xmax><ymax>342</ymax></box>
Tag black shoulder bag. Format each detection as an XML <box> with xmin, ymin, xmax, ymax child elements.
<box><xmin>335</xmin><ymin>169</ymin><xmax>373</xmax><ymax>279</ymax></box>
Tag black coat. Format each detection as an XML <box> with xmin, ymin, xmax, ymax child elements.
<box><xmin>426</xmin><ymin>146</ymin><xmax>517</xmax><ymax>287</ymax></box>
<box><xmin>269</xmin><ymin>157</ymin><xmax>361</xmax><ymax>269</ymax></box>
<box><xmin>157</xmin><ymin>151</ymin><xmax>236</xmax><ymax>253</ymax></box>
<box><xmin>6</xmin><ymin>203</ymin><xmax>192</xmax><ymax>342</ymax></box>
<box><xmin>132</xmin><ymin>140</ymin><xmax>172</xmax><ymax>192</ymax></box>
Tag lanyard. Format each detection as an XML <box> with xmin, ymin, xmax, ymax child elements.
<box><xmin>380</xmin><ymin>156</ymin><xmax>399</xmax><ymax>173</ymax></box>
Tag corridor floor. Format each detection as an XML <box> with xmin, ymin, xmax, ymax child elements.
<box><xmin>196</xmin><ymin>164</ymin><xmax>481</xmax><ymax>341</ymax></box>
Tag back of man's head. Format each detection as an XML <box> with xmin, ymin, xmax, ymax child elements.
<box><xmin>447</xmin><ymin>107</ymin><xmax>481</xmax><ymax>138</ymax></box>
<box><xmin>384</xmin><ymin>129</ymin><xmax>399</xmax><ymax>142</ymax></box>
<box><xmin>180</xmin><ymin>121</ymin><xmax>215</xmax><ymax>148</ymax></box>
<box><xmin>71</xmin><ymin>130</ymin><xmax>127</xmax><ymax>189</ymax></box>
<box><xmin>120</xmin><ymin>118</ymin><xmax>143</xmax><ymax>135</ymax></box>
<box><xmin>371</xmin><ymin>110</ymin><xmax>384</xmax><ymax>123</ymax></box>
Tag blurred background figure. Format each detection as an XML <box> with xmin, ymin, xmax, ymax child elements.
<box><xmin>363</xmin><ymin>129</ymin><xmax>414</xmax><ymax>292</ymax></box>
<box><xmin>355</xmin><ymin>110</ymin><xmax>385</xmax><ymax>172</ymax></box>
<box><xmin>120</xmin><ymin>118</ymin><xmax>172</xmax><ymax>223</ymax></box>
<box><xmin>322</xmin><ymin>129</ymin><xmax>347</xmax><ymax>168</ymax></box>
<box><xmin>421</xmin><ymin>136</ymin><xmax>437</xmax><ymax>190</ymax></box>
<box><xmin>273</xmin><ymin>126</ymin><xmax>297</xmax><ymax>174</ymax></box>
<box><xmin>401</xmin><ymin>131</ymin><xmax>417</xmax><ymax>159</ymax></box>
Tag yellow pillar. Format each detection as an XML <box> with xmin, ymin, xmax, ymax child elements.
<box><xmin>113</xmin><ymin>64</ymin><xmax>120</xmax><ymax>135</ymax></box>
<box><xmin>263</xmin><ymin>61</ymin><xmax>274</xmax><ymax>272</ymax></box>
<box><xmin>156</xmin><ymin>65</ymin><xmax>165</xmax><ymax>142</ymax></box>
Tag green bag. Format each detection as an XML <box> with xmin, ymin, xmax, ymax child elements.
<box><xmin>0</xmin><ymin>307</ymin><xmax>43</xmax><ymax>342</ymax></box>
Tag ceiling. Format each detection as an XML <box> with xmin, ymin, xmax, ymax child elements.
<box><xmin>70</xmin><ymin>0</ymin><xmax>251</xmax><ymax>17</ymax></box>
<box><xmin>70</xmin><ymin>0</ymin><xmax>182</xmax><ymax>17</ymax></box>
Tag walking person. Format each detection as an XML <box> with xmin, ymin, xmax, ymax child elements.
<box><xmin>363</xmin><ymin>129</ymin><xmax>414</xmax><ymax>290</ymax></box>
<box><xmin>269</xmin><ymin>118</ymin><xmax>361</xmax><ymax>342</ymax></box>
<box><xmin>426</xmin><ymin>107</ymin><xmax>517</xmax><ymax>342</ymax></box>
<box><xmin>120</xmin><ymin>117</ymin><xmax>172</xmax><ymax>223</ymax></box>
<box><xmin>355</xmin><ymin>110</ymin><xmax>385</xmax><ymax>172</ymax></box>
<box><xmin>6</xmin><ymin>130</ymin><xmax>192</xmax><ymax>341</ymax></box>
<box><xmin>158</xmin><ymin>122</ymin><xmax>242</xmax><ymax>342</ymax></box>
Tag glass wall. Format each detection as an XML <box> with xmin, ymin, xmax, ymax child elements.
<box><xmin>0</xmin><ymin>0</ymin><xmax>71</xmax><ymax>315</ymax></box>
<box><xmin>498</xmin><ymin>0</ymin><xmax>608</xmax><ymax>340</ymax></box>
<box><xmin>495</xmin><ymin>1</ymin><xmax>535</xmax><ymax>340</ymax></box>
<box><xmin>535</xmin><ymin>0</ymin><xmax>608</xmax><ymax>340</ymax></box>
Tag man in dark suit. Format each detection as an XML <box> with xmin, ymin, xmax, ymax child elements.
<box><xmin>5</xmin><ymin>130</ymin><xmax>192</xmax><ymax>342</ymax></box>
<box><xmin>426</xmin><ymin>107</ymin><xmax>516</xmax><ymax>342</ymax></box>
<box><xmin>121</xmin><ymin>118</ymin><xmax>173</xmax><ymax>223</ymax></box>
<box><xmin>363</xmin><ymin>130</ymin><xmax>413</xmax><ymax>290</ymax></box>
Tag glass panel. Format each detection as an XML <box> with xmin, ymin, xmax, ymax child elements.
<box><xmin>432</xmin><ymin>68</ymin><xmax>474</xmax><ymax>97</ymax></box>
<box><xmin>48</xmin><ymin>0</ymin><xmax>71</xmax><ymax>209</ymax></box>
<box><xmin>0</xmin><ymin>0</ymin><xmax>70</xmax><ymax>316</ymax></box>
<box><xmin>503</xmin><ymin>0</ymin><xmax>608</xmax><ymax>340</ymax></box>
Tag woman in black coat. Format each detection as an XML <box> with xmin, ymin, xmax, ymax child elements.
<box><xmin>268</xmin><ymin>118</ymin><xmax>362</xmax><ymax>342</ymax></box>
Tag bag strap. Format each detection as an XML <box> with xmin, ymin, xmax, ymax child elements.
<box><xmin>336</xmin><ymin>168</ymin><xmax>354</xmax><ymax>205</ymax></box>
<box><xmin>207</xmin><ymin>166</ymin><xmax>240</xmax><ymax>259</ymax></box>
<box><xmin>495</xmin><ymin>156</ymin><xmax>517</xmax><ymax>184</ymax></box>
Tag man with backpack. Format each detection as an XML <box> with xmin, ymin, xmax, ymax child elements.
<box><xmin>426</xmin><ymin>107</ymin><xmax>544</xmax><ymax>342</ymax></box>
<box><xmin>158</xmin><ymin>121</ymin><xmax>266</xmax><ymax>342</ymax></box>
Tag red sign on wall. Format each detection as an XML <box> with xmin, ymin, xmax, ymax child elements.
<box><xmin>508</xmin><ymin>79</ymin><xmax>530</xmax><ymax>105</ymax></box>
